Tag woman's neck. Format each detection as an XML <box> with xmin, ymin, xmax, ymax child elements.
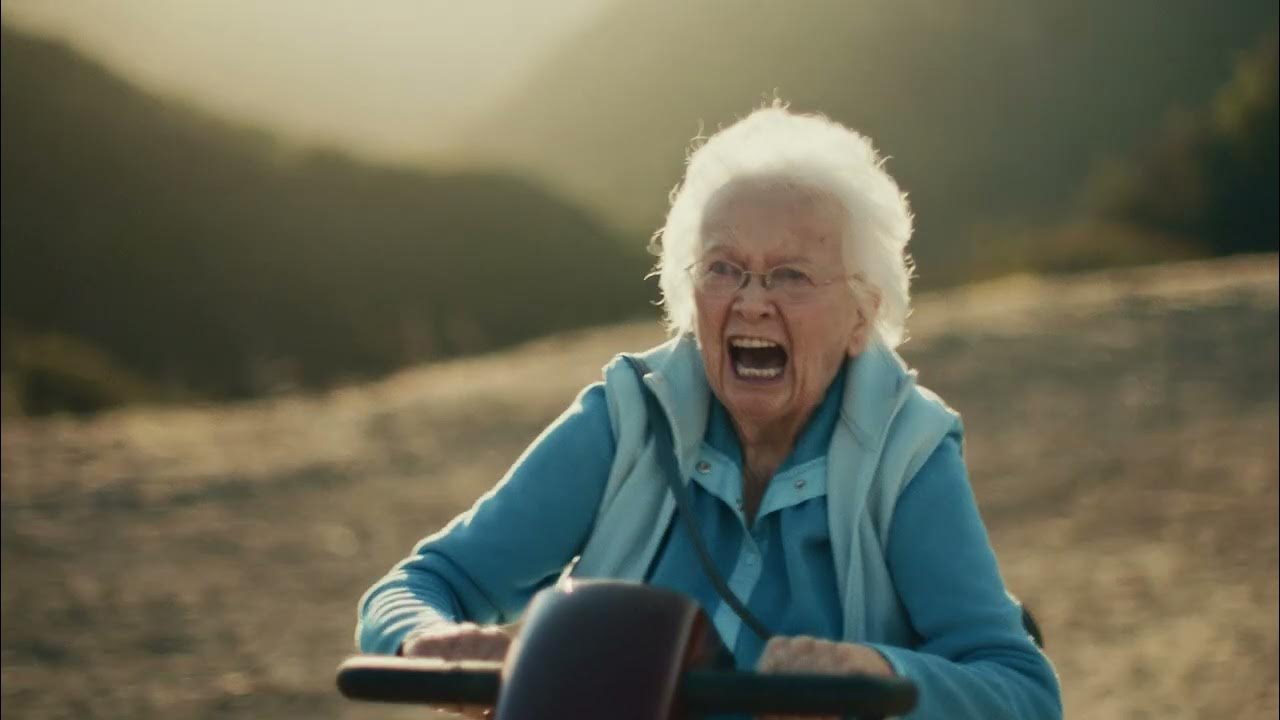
<box><xmin>733</xmin><ymin>407</ymin><xmax>809</xmax><ymax>470</ymax></box>
<box><xmin>739</xmin><ymin>434</ymin><xmax>793</xmax><ymax>478</ymax></box>
<box><xmin>734</xmin><ymin>415</ymin><xmax>806</xmax><ymax>524</ymax></box>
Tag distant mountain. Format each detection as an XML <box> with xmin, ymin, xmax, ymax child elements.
<box><xmin>1</xmin><ymin>26</ymin><xmax>651</xmax><ymax>412</ymax></box>
<box><xmin>458</xmin><ymin>0</ymin><xmax>1277</xmax><ymax>284</ymax></box>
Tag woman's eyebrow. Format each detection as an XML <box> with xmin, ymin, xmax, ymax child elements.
<box><xmin>700</xmin><ymin>226</ymin><xmax>737</xmax><ymax>245</ymax></box>
<box><xmin>765</xmin><ymin>254</ymin><xmax>817</xmax><ymax>267</ymax></box>
<box><xmin>699</xmin><ymin>238</ymin><xmax>738</xmax><ymax>256</ymax></box>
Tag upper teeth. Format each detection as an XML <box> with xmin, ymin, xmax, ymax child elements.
<box><xmin>731</xmin><ymin>337</ymin><xmax>780</xmax><ymax>349</ymax></box>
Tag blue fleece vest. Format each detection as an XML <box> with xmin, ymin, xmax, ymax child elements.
<box><xmin>572</xmin><ymin>334</ymin><xmax>962</xmax><ymax>648</ymax></box>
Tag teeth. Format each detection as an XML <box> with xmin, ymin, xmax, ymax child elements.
<box><xmin>735</xmin><ymin>364</ymin><xmax>782</xmax><ymax>379</ymax></box>
<box><xmin>730</xmin><ymin>337</ymin><xmax>780</xmax><ymax>349</ymax></box>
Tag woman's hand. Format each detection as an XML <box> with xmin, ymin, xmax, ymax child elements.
<box><xmin>400</xmin><ymin>622</ymin><xmax>517</xmax><ymax>719</ymax></box>
<box><xmin>401</xmin><ymin>621</ymin><xmax>514</xmax><ymax>662</ymax></box>
<box><xmin>756</xmin><ymin>635</ymin><xmax>896</xmax><ymax>720</ymax></box>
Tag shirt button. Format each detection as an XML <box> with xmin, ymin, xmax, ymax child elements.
<box><xmin>696</xmin><ymin>460</ymin><xmax>712</xmax><ymax>474</ymax></box>
<box><xmin>735</xmin><ymin>497</ymin><xmax>744</xmax><ymax>511</ymax></box>
<box><xmin>794</xmin><ymin>478</ymin><xmax>807</xmax><ymax>489</ymax></box>
<box><xmin>744</xmin><ymin>553</ymin><xmax>757</xmax><ymax>565</ymax></box>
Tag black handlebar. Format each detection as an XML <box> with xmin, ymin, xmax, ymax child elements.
<box><xmin>682</xmin><ymin>668</ymin><xmax>917</xmax><ymax>716</ymax></box>
<box><xmin>336</xmin><ymin>655</ymin><xmax>918</xmax><ymax>718</ymax></box>
<box><xmin>337</xmin><ymin>656</ymin><xmax>501</xmax><ymax>705</ymax></box>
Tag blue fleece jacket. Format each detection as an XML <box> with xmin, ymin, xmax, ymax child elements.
<box><xmin>357</xmin><ymin>341</ymin><xmax>1061</xmax><ymax>720</ymax></box>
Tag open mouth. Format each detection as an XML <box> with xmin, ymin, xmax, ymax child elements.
<box><xmin>728</xmin><ymin>336</ymin><xmax>788</xmax><ymax>380</ymax></box>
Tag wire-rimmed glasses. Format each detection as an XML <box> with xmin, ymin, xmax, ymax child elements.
<box><xmin>688</xmin><ymin>259</ymin><xmax>852</xmax><ymax>302</ymax></box>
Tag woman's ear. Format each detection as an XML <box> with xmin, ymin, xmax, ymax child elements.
<box><xmin>846</xmin><ymin>286</ymin><xmax>882</xmax><ymax>357</ymax></box>
<box><xmin>846</xmin><ymin>313</ymin><xmax>871</xmax><ymax>356</ymax></box>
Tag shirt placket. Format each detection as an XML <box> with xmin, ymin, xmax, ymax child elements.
<box><xmin>692</xmin><ymin>449</ymin><xmax>768</xmax><ymax>653</ymax></box>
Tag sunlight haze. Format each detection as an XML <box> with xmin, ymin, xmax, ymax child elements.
<box><xmin>0</xmin><ymin>0</ymin><xmax>612</xmax><ymax>162</ymax></box>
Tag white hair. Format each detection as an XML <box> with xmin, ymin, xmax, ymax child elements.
<box><xmin>652</xmin><ymin>102</ymin><xmax>915</xmax><ymax>348</ymax></box>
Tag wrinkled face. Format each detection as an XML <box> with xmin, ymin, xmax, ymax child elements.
<box><xmin>694</xmin><ymin>181</ymin><xmax>868</xmax><ymax>434</ymax></box>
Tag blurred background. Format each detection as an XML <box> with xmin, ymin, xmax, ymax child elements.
<box><xmin>0</xmin><ymin>1</ymin><xmax>1276</xmax><ymax>718</ymax></box>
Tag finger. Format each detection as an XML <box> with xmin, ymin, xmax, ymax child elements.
<box><xmin>757</xmin><ymin>637</ymin><xmax>791</xmax><ymax>672</ymax></box>
<box><xmin>406</xmin><ymin>633</ymin><xmax>457</xmax><ymax>658</ymax></box>
<box><xmin>457</xmin><ymin>634</ymin><xmax>506</xmax><ymax>662</ymax></box>
<box><xmin>793</xmin><ymin>635</ymin><xmax>818</xmax><ymax>653</ymax></box>
<box><xmin>404</xmin><ymin>624</ymin><xmax>508</xmax><ymax>661</ymax></box>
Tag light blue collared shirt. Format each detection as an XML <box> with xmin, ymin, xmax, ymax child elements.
<box><xmin>645</xmin><ymin>368</ymin><xmax>847</xmax><ymax>667</ymax></box>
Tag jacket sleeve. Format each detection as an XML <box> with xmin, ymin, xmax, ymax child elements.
<box><xmin>866</xmin><ymin>436</ymin><xmax>1063</xmax><ymax>720</ymax></box>
<box><xmin>355</xmin><ymin>383</ymin><xmax>616</xmax><ymax>654</ymax></box>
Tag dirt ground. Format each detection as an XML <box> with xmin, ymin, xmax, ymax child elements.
<box><xmin>2</xmin><ymin>254</ymin><xmax>1276</xmax><ymax>719</ymax></box>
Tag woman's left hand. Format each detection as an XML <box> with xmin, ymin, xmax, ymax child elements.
<box><xmin>756</xmin><ymin>635</ymin><xmax>896</xmax><ymax>720</ymax></box>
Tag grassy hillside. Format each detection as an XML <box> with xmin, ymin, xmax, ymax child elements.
<box><xmin>458</xmin><ymin>0</ymin><xmax>1277</xmax><ymax>280</ymax></box>
<box><xmin>2</xmin><ymin>254</ymin><xmax>1276</xmax><ymax>719</ymax></box>
<box><xmin>0</xmin><ymin>26</ymin><xmax>652</xmax><ymax>414</ymax></box>
<box><xmin>6</xmin><ymin>8</ymin><xmax>1276</xmax><ymax>417</ymax></box>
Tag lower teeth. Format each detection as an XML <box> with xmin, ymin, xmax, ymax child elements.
<box><xmin>736</xmin><ymin>363</ymin><xmax>781</xmax><ymax>378</ymax></box>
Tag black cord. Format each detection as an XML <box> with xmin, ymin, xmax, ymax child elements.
<box><xmin>622</xmin><ymin>356</ymin><xmax>774</xmax><ymax>642</ymax></box>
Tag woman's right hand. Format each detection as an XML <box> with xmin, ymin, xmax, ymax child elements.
<box><xmin>402</xmin><ymin>621</ymin><xmax>514</xmax><ymax>662</ymax></box>
<box><xmin>400</xmin><ymin>622</ymin><xmax>516</xmax><ymax>718</ymax></box>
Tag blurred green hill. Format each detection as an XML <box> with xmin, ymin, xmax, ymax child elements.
<box><xmin>0</xmin><ymin>27</ymin><xmax>652</xmax><ymax>415</ymax></box>
<box><xmin>457</xmin><ymin>0</ymin><xmax>1278</xmax><ymax>282</ymax></box>
<box><xmin>3</xmin><ymin>3</ymin><xmax>1277</xmax><ymax>417</ymax></box>
<box><xmin>1087</xmin><ymin>30</ymin><xmax>1279</xmax><ymax>258</ymax></box>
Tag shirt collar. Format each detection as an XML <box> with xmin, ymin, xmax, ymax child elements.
<box><xmin>704</xmin><ymin>367</ymin><xmax>848</xmax><ymax>473</ymax></box>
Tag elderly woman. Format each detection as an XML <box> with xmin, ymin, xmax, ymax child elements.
<box><xmin>356</xmin><ymin>105</ymin><xmax>1062</xmax><ymax>719</ymax></box>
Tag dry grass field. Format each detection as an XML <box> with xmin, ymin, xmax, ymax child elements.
<box><xmin>2</xmin><ymin>255</ymin><xmax>1277</xmax><ymax>719</ymax></box>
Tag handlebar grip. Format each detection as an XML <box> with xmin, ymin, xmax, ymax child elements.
<box><xmin>336</xmin><ymin>656</ymin><xmax>501</xmax><ymax>705</ymax></box>
<box><xmin>683</xmin><ymin>669</ymin><xmax>918</xmax><ymax>717</ymax></box>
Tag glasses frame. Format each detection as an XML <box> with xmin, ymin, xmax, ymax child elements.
<box><xmin>686</xmin><ymin>259</ymin><xmax>857</xmax><ymax>302</ymax></box>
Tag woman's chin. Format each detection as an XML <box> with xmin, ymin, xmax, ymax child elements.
<box><xmin>723</xmin><ymin>371</ymin><xmax>791</xmax><ymax>423</ymax></box>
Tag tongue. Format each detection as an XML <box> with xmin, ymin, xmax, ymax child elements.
<box><xmin>734</xmin><ymin>346</ymin><xmax>787</xmax><ymax>370</ymax></box>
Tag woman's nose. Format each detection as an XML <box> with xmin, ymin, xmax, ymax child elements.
<box><xmin>733</xmin><ymin>277</ymin><xmax>775</xmax><ymax>318</ymax></box>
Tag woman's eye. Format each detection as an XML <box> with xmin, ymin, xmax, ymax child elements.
<box><xmin>773</xmin><ymin>266</ymin><xmax>812</xmax><ymax>285</ymax></box>
<box><xmin>707</xmin><ymin>260</ymin><xmax>739</xmax><ymax>277</ymax></box>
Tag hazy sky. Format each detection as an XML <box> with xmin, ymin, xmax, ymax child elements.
<box><xmin>1</xmin><ymin>0</ymin><xmax>611</xmax><ymax>163</ymax></box>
